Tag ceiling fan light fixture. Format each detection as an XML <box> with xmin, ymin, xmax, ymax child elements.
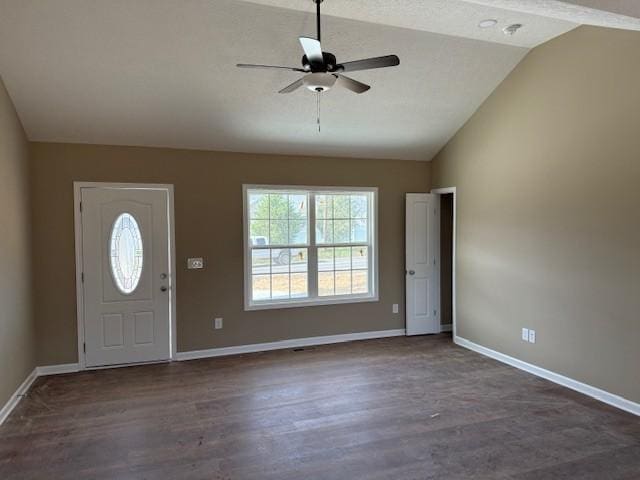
<box><xmin>303</xmin><ymin>73</ymin><xmax>336</xmax><ymax>92</ymax></box>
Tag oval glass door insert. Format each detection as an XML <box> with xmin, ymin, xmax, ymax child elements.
<box><xmin>109</xmin><ymin>213</ymin><xmax>144</xmax><ymax>294</ymax></box>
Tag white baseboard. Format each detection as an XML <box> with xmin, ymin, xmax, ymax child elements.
<box><xmin>36</xmin><ymin>363</ymin><xmax>80</xmax><ymax>376</ymax></box>
<box><xmin>0</xmin><ymin>368</ymin><xmax>38</xmax><ymax>425</ymax></box>
<box><xmin>0</xmin><ymin>363</ymin><xmax>82</xmax><ymax>425</ymax></box>
<box><xmin>176</xmin><ymin>329</ymin><xmax>406</xmax><ymax>361</ymax></box>
<box><xmin>440</xmin><ymin>324</ymin><xmax>452</xmax><ymax>333</ymax></box>
<box><xmin>454</xmin><ymin>335</ymin><xmax>640</xmax><ymax>417</ymax></box>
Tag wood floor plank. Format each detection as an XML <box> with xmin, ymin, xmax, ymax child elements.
<box><xmin>1</xmin><ymin>335</ymin><xmax>638</xmax><ymax>479</ymax></box>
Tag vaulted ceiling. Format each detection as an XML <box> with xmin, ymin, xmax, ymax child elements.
<box><xmin>0</xmin><ymin>0</ymin><xmax>637</xmax><ymax>161</ymax></box>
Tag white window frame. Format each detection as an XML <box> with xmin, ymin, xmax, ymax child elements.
<box><xmin>243</xmin><ymin>184</ymin><xmax>379</xmax><ymax>311</ymax></box>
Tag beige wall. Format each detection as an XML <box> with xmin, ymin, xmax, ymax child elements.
<box><xmin>432</xmin><ymin>26</ymin><xmax>640</xmax><ymax>403</ymax></box>
<box><xmin>0</xmin><ymin>76</ymin><xmax>35</xmax><ymax>407</ymax></box>
<box><xmin>30</xmin><ymin>143</ymin><xmax>431</xmax><ymax>365</ymax></box>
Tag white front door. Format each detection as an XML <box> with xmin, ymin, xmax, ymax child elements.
<box><xmin>80</xmin><ymin>186</ymin><xmax>172</xmax><ymax>367</ymax></box>
<box><xmin>405</xmin><ymin>193</ymin><xmax>440</xmax><ymax>335</ymax></box>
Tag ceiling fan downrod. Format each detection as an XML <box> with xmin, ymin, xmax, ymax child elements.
<box><xmin>315</xmin><ymin>0</ymin><xmax>322</xmax><ymax>43</ymax></box>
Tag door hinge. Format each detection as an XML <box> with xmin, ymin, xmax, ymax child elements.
<box><xmin>79</xmin><ymin>201</ymin><xmax>82</xmax><ymax>212</ymax></box>
<box><xmin>83</xmin><ymin>342</ymin><xmax>86</xmax><ymax>353</ymax></box>
<box><xmin>434</xmin><ymin>309</ymin><xmax>437</xmax><ymax>317</ymax></box>
<box><xmin>81</xmin><ymin>272</ymin><xmax>84</xmax><ymax>282</ymax></box>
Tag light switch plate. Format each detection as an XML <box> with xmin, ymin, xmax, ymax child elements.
<box><xmin>188</xmin><ymin>257</ymin><xmax>204</xmax><ymax>269</ymax></box>
<box><xmin>214</xmin><ymin>317</ymin><xmax>223</xmax><ymax>330</ymax></box>
<box><xmin>522</xmin><ymin>328</ymin><xmax>529</xmax><ymax>342</ymax></box>
<box><xmin>528</xmin><ymin>329</ymin><xmax>536</xmax><ymax>344</ymax></box>
<box><xmin>392</xmin><ymin>304</ymin><xmax>399</xmax><ymax>314</ymax></box>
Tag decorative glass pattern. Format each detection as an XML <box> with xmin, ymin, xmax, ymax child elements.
<box><xmin>109</xmin><ymin>213</ymin><xmax>143</xmax><ymax>294</ymax></box>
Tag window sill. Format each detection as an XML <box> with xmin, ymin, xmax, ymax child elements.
<box><xmin>245</xmin><ymin>294</ymin><xmax>379</xmax><ymax>311</ymax></box>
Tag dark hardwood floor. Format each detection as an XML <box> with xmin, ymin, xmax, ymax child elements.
<box><xmin>1</xmin><ymin>334</ymin><xmax>638</xmax><ymax>479</ymax></box>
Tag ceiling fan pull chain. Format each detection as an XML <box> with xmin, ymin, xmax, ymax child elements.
<box><xmin>317</xmin><ymin>90</ymin><xmax>321</xmax><ymax>133</ymax></box>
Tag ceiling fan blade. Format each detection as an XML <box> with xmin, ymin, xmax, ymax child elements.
<box><xmin>335</xmin><ymin>75</ymin><xmax>371</xmax><ymax>94</ymax></box>
<box><xmin>299</xmin><ymin>37</ymin><xmax>324</xmax><ymax>66</ymax></box>
<box><xmin>237</xmin><ymin>64</ymin><xmax>305</xmax><ymax>72</ymax></box>
<box><xmin>278</xmin><ymin>78</ymin><xmax>304</xmax><ymax>94</ymax></box>
<box><xmin>336</xmin><ymin>55</ymin><xmax>400</xmax><ymax>73</ymax></box>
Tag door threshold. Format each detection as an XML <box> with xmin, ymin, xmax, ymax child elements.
<box><xmin>84</xmin><ymin>358</ymin><xmax>171</xmax><ymax>371</ymax></box>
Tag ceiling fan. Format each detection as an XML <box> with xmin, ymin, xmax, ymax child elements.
<box><xmin>236</xmin><ymin>0</ymin><xmax>400</xmax><ymax>96</ymax></box>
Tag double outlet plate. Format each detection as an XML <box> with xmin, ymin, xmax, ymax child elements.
<box><xmin>522</xmin><ymin>328</ymin><xmax>536</xmax><ymax>344</ymax></box>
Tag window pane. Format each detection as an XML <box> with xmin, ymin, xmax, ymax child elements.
<box><xmin>269</xmin><ymin>220</ymin><xmax>288</xmax><ymax>245</ymax></box>
<box><xmin>289</xmin><ymin>194</ymin><xmax>308</xmax><ymax>218</ymax></box>
<box><xmin>249</xmin><ymin>193</ymin><xmax>269</xmax><ymax>219</ymax></box>
<box><xmin>318</xmin><ymin>247</ymin><xmax>334</xmax><ymax>271</ymax></box>
<box><xmin>351</xmin><ymin>219</ymin><xmax>368</xmax><ymax>243</ymax></box>
<box><xmin>271</xmin><ymin>274</ymin><xmax>290</xmax><ymax>299</ymax></box>
<box><xmin>333</xmin><ymin>195</ymin><xmax>350</xmax><ymax>218</ymax></box>
<box><xmin>316</xmin><ymin>219</ymin><xmax>334</xmax><ymax>244</ymax></box>
<box><xmin>350</xmin><ymin>195</ymin><xmax>368</xmax><ymax>219</ymax></box>
<box><xmin>352</xmin><ymin>246</ymin><xmax>368</xmax><ymax>270</ymax></box>
<box><xmin>334</xmin><ymin>220</ymin><xmax>350</xmax><ymax>243</ymax></box>
<box><xmin>250</xmin><ymin>220</ymin><xmax>269</xmax><ymax>245</ymax></box>
<box><xmin>335</xmin><ymin>271</ymin><xmax>352</xmax><ymax>295</ymax></box>
<box><xmin>290</xmin><ymin>248</ymin><xmax>308</xmax><ymax>273</ymax></box>
<box><xmin>334</xmin><ymin>247</ymin><xmax>351</xmax><ymax>271</ymax></box>
<box><xmin>318</xmin><ymin>271</ymin><xmax>334</xmax><ymax>296</ymax></box>
<box><xmin>271</xmin><ymin>249</ymin><xmax>290</xmax><ymax>274</ymax></box>
<box><xmin>252</xmin><ymin>249</ymin><xmax>271</xmax><ymax>275</ymax></box>
<box><xmin>352</xmin><ymin>270</ymin><xmax>369</xmax><ymax>294</ymax></box>
<box><xmin>269</xmin><ymin>193</ymin><xmax>289</xmax><ymax>219</ymax></box>
<box><xmin>289</xmin><ymin>220</ymin><xmax>307</xmax><ymax>245</ymax></box>
<box><xmin>252</xmin><ymin>274</ymin><xmax>271</xmax><ymax>300</ymax></box>
<box><xmin>316</xmin><ymin>195</ymin><xmax>333</xmax><ymax>219</ymax></box>
<box><xmin>291</xmin><ymin>273</ymin><xmax>308</xmax><ymax>298</ymax></box>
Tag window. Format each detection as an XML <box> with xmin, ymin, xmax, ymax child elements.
<box><xmin>244</xmin><ymin>186</ymin><xmax>377</xmax><ymax>310</ymax></box>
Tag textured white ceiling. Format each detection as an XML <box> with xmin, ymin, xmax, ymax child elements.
<box><xmin>240</xmin><ymin>0</ymin><xmax>578</xmax><ymax>48</ymax></box>
<box><xmin>463</xmin><ymin>0</ymin><xmax>640</xmax><ymax>30</ymax></box>
<box><xmin>0</xmin><ymin>0</ymin><xmax>537</xmax><ymax>161</ymax></box>
<box><xmin>1</xmin><ymin>0</ymin><xmax>636</xmax><ymax>162</ymax></box>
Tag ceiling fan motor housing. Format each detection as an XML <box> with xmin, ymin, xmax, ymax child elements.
<box><xmin>302</xmin><ymin>52</ymin><xmax>338</xmax><ymax>72</ymax></box>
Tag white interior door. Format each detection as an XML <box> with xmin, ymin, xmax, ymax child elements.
<box><xmin>80</xmin><ymin>187</ymin><xmax>171</xmax><ymax>367</ymax></box>
<box><xmin>406</xmin><ymin>193</ymin><xmax>440</xmax><ymax>335</ymax></box>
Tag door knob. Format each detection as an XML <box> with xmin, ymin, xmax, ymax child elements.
<box><xmin>160</xmin><ymin>286</ymin><xmax>168</xmax><ymax>292</ymax></box>
<box><xmin>408</xmin><ymin>270</ymin><xmax>415</xmax><ymax>275</ymax></box>
<box><xmin>160</xmin><ymin>273</ymin><xmax>167</xmax><ymax>279</ymax></box>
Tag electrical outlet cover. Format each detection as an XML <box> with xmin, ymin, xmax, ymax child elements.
<box><xmin>188</xmin><ymin>258</ymin><xmax>204</xmax><ymax>269</ymax></box>
<box><xmin>528</xmin><ymin>329</ymin><xmax>536</xmax><ymax>343</ymax></box>
<box><xmin>522</xmin><ymin>328</ymin><xmax>529</xmax><ymax>341</ymax></box>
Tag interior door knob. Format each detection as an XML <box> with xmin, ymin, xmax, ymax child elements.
<box><xmin>160</xmin><ymin>286</ymin><xmax>168</xmax><ymax>292</ymax></box>
<box><xmin>408</xmin><ymin>270</ymin><xmax>415</xmax><ymax>275</ymax></box>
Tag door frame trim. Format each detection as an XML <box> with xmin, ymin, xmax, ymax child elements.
<box><xmin>431</xmin><ymin>187</ymin><xmax>457</xmax><ymax>338</ymax></box>
<box><xmin>73</xmin><ymin>182</ymin><xmax>177</xmax><ymax>370</ymax></box>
